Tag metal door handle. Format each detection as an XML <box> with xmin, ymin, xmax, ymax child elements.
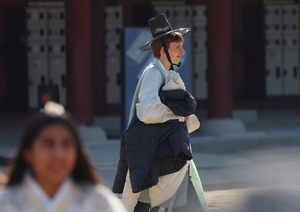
<box><xmin>294</xmin><ymin>67</ymin><xmax>298</xmax><ymax>78</ymax></box>
<box><xmin>41</xmin><ymin>76</ymin><xmax>45</xmax><ymax>85</ymax></box>
<box><xmin>276</xmin><ymin>67</ymin><xmax>280</xmax><ymax>79</ymax></box>
<box><xmin>62</xmin><ymin>75</ymin><xmax>66</xmax><ymax>87</ymax></box>
<box><xmin>117</xmin><ymin>73</ymin><xmax>122</xmax><ymax>85</ymax></box>
<box><xmin>194</xmin><ymin>73</ymin><xmax>199</xmax><ymax>79</ymax></box>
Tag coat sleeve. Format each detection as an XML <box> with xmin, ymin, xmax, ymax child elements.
<box><xmin>136</xmin><ymin>68</ymin><xmax>184</xmax><ymax>124</ymax></box>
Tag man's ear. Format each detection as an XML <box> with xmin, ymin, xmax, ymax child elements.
<box><xmin>160</xmin><ymin>46</ymin><xmax>165</xmax><ymax>55</ymax></box>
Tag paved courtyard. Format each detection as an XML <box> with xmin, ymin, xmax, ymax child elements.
<box><xmin>1</xmin><ymin>109</ymin><xmax>300</xmax><ymax>211</ymax></box>
<box><xmin>205</xmin><ymin>185</ymin><xmax>300</xmax><ymax>212</ymax></box>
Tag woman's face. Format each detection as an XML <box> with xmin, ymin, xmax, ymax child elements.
<box><xmin>23</xmin><ymin>123</ymin><xmax>78</xmax><ymax>185</ymax></box>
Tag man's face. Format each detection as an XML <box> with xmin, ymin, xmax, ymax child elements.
<box><xmin>168</xmin><ymin>41</ymin><xmax>185</xmax><ymax>65</ymax></box>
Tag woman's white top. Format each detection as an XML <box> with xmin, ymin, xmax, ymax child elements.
<box><xmin>0</xmin><ymin>174</ymin><xmax>126</xmax><ymax>212</ymax></box>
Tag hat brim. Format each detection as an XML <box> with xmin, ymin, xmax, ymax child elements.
<box><xmin>139</xmin><ymin>28</ymin><xmax>191</xmax><ymax>51</ymax></box>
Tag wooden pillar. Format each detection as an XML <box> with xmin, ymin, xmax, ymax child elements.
<box><xmin>66</xmin><ymin>0</ymin><xmax>93</xmax><ymax>125</ymax></box>
<box><xmin>91</xmin><ymin>0</ymin><xmax>107</xmax><ymax>116</ymax></box>
<box><xmin>207</xmin><ymin>0</ymin><xmax>233</xmax><ymax>119</ymax></box>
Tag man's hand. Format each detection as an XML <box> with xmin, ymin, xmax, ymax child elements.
<box><xmin>184</xmin><ymin>116</ymin><xmax>189</xmax><ymax>123</ymax></box>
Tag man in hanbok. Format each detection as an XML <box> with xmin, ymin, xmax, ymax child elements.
<box><xmin>113</xmin><ymin>13</ymin><xmax>209</xmax><ymax>212</ymax></box>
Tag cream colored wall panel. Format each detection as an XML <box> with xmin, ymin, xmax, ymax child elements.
<box><xmin>265</xmin><ymin>34</ymin><xmax>282</xmax><ymax>51</ymax></box>
<box><xmin>48</xmin><ymin>24</ymin><xmax>65</xmax><ymax>40</ymax></box>
<box><xmin>27</xmin><ymin>24</ymin><xmax>47</xmax><ymax>43</ymax></box>
<box><xmin>26</xmin><ymin>7</ymin><xmax>47</xmax><ymax>25</ymax></box>
<box><xmin>106</xmin><ymin>41</ymin><xmax>121</xmax><ymax>52</ymax></box>
<box><xmin>28</xmin><ymin>58</ymin><xmax>48</xmax><ymax>107</ymax></box>
<box><xmin>106</xmin><ymin>51</ymin><xmax>121</xmax><ymax>104</ymax></box>
<box><xmin>282</xmin><ymin>19</ymin><xmax>299</xmax><ymax>34</ymax></box>
<box><xmin>48</xmin><ymin>39</ymin><xmax>66</xmax><ymax>57</ymax></box>
<box><xmin>282</xmin><ymin>4</ymin><xmax>299</xmax><ymax>21</ymax></box>
<box><xmin>193</xmin><ymin>5</ymin><xmax>207</xmax><ymax>22</ymax></box>
<box><xmin>264</xmin><ymin>20</ymin><xmax>282</xmax><ymax>36</ymax></box>
<box><xmin>194</xmin><ymin>36</ymin><xmax>207</xmax><ymax>51</ymax></box>
<box><xmin>49</xmin><ymin>57</ymin><xmax>66</xmax><ymax>105</ymax></box>
<box><xmin>27</xmin><ymin>42</ymin><xmax>48</xmax><ymax>58</ymax></box>
<box><xmin>265</xmin><ymin>51</ymin><xmax>283</xmax><ymax>96</ymax></box>
<box><xmin>264</xmin><ymin>4</ymin><xmax>300</xmax><ymax>97</ymax></box>
<box><xmin>173</xmin><ymin>5</ymin><xmax>192</xmax><ymax>26</ymax></box>
<box><xmin>173</xmin><ymin>21</ymin><xmax>192</xmax><ymax>28</ymax></box>
<box><xmin>282</xmin><ymin>34</ymin><xmax>299</xmax><ymax>50</ymax></box>
<box><xmin>106</xmin><ymin>26</ymin><xmax>121</xmax><ymax>42</ymax></box>
<box><xmin>154</xmin><ymin>6</ymin><xmax>174</xmax><ymax>25</ymax></box>
<box><xmin>194</xmin><ymin>50</ymin><xmax>207</xmax><ymax>99</ymax></box>
<box><xmin>264</xmin><ymin>5</ymin><xmax>282</xmax><ymax>22</ymax></box>
<box><xmin>48</xmin><ymin>7</ymin><xmax>65</xmax><ymax>26</ymax></box>
<box><xmin>26</xmin><ymin>6</ymin><xmax>66</xmax><ymax>108</ymax></box>
<box><xmin>283</xmin><ymin>51</ymin><xmax>299</xmax><ymax>95</ymax></box>
<box><xmin>105</xmin><ymin>6</ymin><xmax>123</xmax><ymax>27</ymax></box>
<box><xmin>193</xmin><ymin>21</ymin><xmax>207</xmax><ymax>37</ymax></box>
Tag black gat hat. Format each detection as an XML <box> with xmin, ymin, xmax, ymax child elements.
<box><xmin>139</xmin><ymin>13</ymin><xmax>191</xmax><ymax>52</ymax></box>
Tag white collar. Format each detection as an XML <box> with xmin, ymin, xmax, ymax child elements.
<box><xmin>154</xmin><ymin>58</ymin><xmax>169</xmax><ymax>78</ymax></box>
<box><xmin>155</xmin><ymin>58</ymin><xmax>168</xmax><ymax>72</ymax></box>
<box><xmin>23</xmin><ymin>173</ymin><xmax>74</xmax><ymax>212</ymax></box>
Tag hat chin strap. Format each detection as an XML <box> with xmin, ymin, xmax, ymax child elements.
<box><xmin>160</xmin><ymin>38</ymin><xmax>181</xmax><ymax>71</ymax></box>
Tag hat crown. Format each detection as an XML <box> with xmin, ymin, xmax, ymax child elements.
<box><xmin>148</xmin><ymin>13</ymin><xmax>172</xmax><ymax>38</ymax></box>
<box><xmin>139</xmin><ymin>13</ymin><xmax>190</xmax><ymax>51</ymax></box>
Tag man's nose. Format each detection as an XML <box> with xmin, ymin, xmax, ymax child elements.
<box><xmin>180</xmin><ymin>47</ymin><xmax>185</xmax><ymax>55</ymax></box>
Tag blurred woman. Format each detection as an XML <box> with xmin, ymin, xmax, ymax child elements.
<box><xmin>0</xmin><ymin>102</ymin><xmax>126</xmax><ymax>212</ymax></box>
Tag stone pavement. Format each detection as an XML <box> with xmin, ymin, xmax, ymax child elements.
<box><xmin>87</xmin><ymin>109</ymin><xmax>300</xmax><ymax>190</ymax></box>
<box><xmin>205</xmin><ymin>185</ymin><xmax>300</xmax><ymax>212</ymax></box>
<box><xmin>1</xmin><ymin>109</ymin><xmax>300</xmax><ymax>211</ymax></box>
<box><xmin>84</xmin><ymin>144</ymin><xmax>300</xmax><ymax>192</ymax></box>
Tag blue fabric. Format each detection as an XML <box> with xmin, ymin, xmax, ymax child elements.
<box><xmin>128</xmin><ymin>60</ymin><xmax>166</xmax><ymax>127</ymax></box>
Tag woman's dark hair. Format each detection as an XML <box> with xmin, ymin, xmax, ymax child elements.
<box><xmin>7</xmin><ymin>111</ymin><xmax>101</xmax><ymax>186</ymax></box>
